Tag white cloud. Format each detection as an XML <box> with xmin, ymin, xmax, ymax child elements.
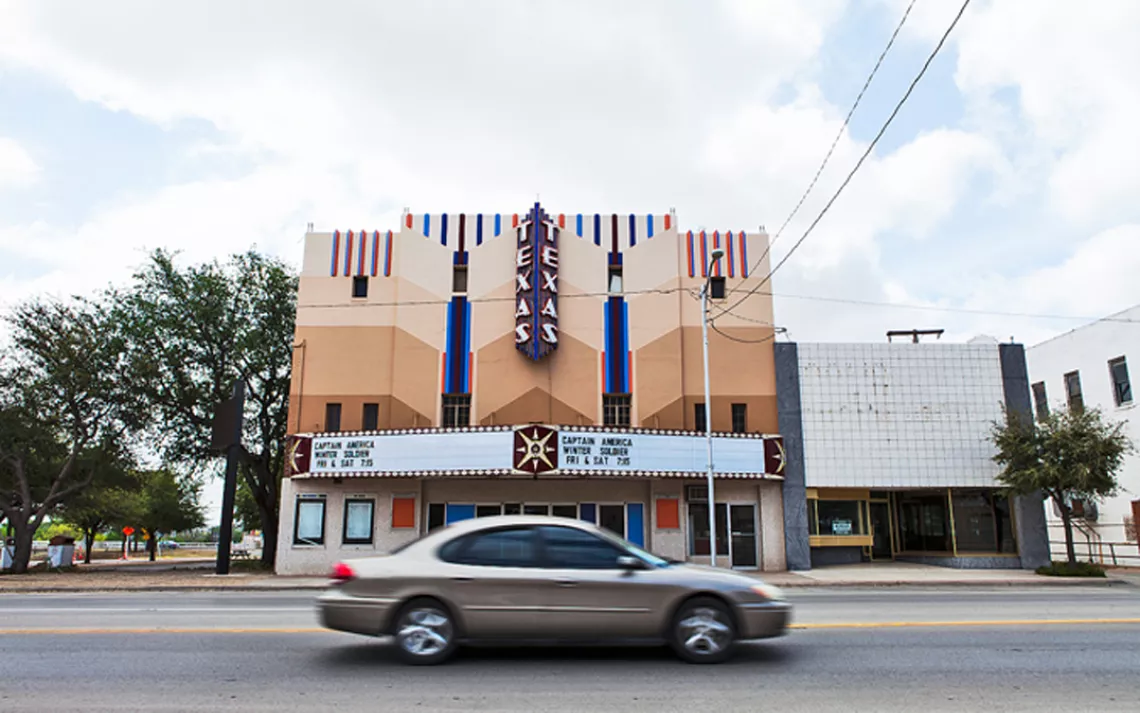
<box><xmin>0</xmin><ymin>137</ymin><xmax>40</xmax><ymax>188</ymax></box>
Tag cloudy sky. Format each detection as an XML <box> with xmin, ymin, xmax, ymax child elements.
<box><xmin>2</xmin><ymin>0</ymin><xmax>1138</xmax><ymax>348</ymax></box>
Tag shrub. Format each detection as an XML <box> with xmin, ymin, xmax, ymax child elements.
<box><xmin>1036</xmin><ymin>561</ymin><xmax>1107</xmax><ymax>577</ymax></box>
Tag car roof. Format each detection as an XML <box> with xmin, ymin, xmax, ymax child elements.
<box><xmin>441</xmin><ymin>514</ymin><xmax>596</xmax><ymax>535</ymax></box>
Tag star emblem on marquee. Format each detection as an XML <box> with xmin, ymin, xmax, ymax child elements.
<box><xmin>514</xmin><ymin>426</ymin><xmax>557</xmax><ymax>473</ymax></box>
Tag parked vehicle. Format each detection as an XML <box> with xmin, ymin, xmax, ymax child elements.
<box><xmin>317</xmin><ymin>515</ymin><xmax>791</xmax><ymax>665</ymax></box>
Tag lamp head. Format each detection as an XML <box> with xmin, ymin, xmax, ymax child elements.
<box><xmin>710</xmin><ymin>248</ymin><xmax>726</xmax><ymax>262</ymax></box>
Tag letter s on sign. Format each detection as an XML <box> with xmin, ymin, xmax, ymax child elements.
<box><xmin>515</xmin><ymin>323</ymin><xmax>531</xmax><ymax>344</ymax></box>
<box><xmin>540</xmin><ymin>323</ymin><xmax>558</xmax><ymax>345</ymax></box>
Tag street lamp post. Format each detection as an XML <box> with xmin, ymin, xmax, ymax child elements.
<box><xmin>701</xmin><ymin>248</ymin><xmax>725</xmax><ymax>568</ymax></box>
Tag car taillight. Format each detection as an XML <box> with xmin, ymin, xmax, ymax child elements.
<box><xmin>330</xmin><ymin>562</ymin><xmax>356</xmax><ymax>584</ymax></box>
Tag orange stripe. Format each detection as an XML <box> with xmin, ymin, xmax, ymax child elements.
<box><xmin>405</xmin><ymin>213</ymin><xmax>413</xmax><ymax>229</ymax></box>
<box><xmin>664</xmin><ymin>214</ymin><xmax>671</xmax><ymax>231</ymax></box>
<box><xmin>440</xmin><ymin>354</ymin><xmax>447</xmax><ymax>393</ymax></box>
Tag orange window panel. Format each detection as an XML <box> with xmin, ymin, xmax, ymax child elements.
<box><xmin>392</xmin><ymin>497</ymin><xmax>416</xmax><ymax>529</ymax></box>
<box><xmin>656</xmin><ymin>498</ymin><xmax>680</xmax><ymax>530</ymax></box>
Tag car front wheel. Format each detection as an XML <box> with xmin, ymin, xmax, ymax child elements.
<box><xmin>670</xmin><ymin>596</ymin><xmax>737</xmax><ymax>664</ymax></box>
<box><xmin>392</xmin><ymin>598</ymin><xmax>458</xmax><ymax>665</ymax></box>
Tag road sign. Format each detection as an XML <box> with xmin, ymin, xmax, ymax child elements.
<box><xmin>122</xmin><ymin>526</ymin><xmax>135</xmax><ymax>537</ymax></box>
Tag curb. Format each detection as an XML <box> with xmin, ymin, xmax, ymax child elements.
<box><xmin>770</xmin><ymin>577</ymin><xmax>1127</xmax><ymax>588</ymax></box>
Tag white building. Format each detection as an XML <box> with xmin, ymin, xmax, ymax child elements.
<box><xmin>1027</xmin><ymin>305</ymin><xmax>1140</xmax><ymax>565</ymax></box>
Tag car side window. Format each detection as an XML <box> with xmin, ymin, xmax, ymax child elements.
<box><xmin>539</xmin><ymin>526</ymin><xmax>628</xmax><ymax>569</ymax></box>
<box><xmin>443</xmin><ymin>527</ymin><xmax>539</xmax><ymax>568</ymax></box>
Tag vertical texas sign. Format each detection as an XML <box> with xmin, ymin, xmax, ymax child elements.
<box><xmin>515</xmin><ymin>202</ymin><xmax>559</xmax><ymax>360</ymax></box>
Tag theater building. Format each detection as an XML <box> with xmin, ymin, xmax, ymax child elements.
<box><xmin>275</xmin><ymin>203</ymin><xmax>786</xmax><ymax>575</ymax></box>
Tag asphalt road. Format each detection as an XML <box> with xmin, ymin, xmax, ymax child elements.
<box><xmin>2</xmin><ymin>587</ymin><xmax>1139</xmax><ymax>712</ymax></box>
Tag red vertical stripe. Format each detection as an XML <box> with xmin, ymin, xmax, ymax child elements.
<box><xmin>344</xmin><ymin>231</ymin><xmax>353</xmax><ymax>276</ymax></box>
<box><xmin>440</xmin><ymin>354</ymin><xmax>447</xmax><ymax>393</ymax></box>
<box><xmin>699</xmin><ymin>231</ymin><xmax>707</xmax><ymax>277</ymax></box>
<box><xmin>512</xmin><ymin>214</ymin><xmax>519</xmax><ymax>229</ymax></box>
<box><xmin>371</xmin><ymin>231</ymin><xmax>379</xmax><ymax>276</ymax></box>
<box><xmin>664</xmin><ymin>214</ymin><xmax>671</xmax><ymax>231</ymax></box>
<box><xmin>468</xmin><ymin>353</ymin><xmax>474</xmax><ymax>394</ymax></box>
<box><xmin>458</xmin><ymin>214</ymin><xmax>466</xmax><ymax>254</ymax></box>
<box><xmin>558</xmin><ymin>214</ymin><xmax>565</xmax><ymax>229</ymax></box>
<box><xmin>726</xmin><ymin>230</ymin><xmax>736</xmax><ymax>278</ymax></box>
<box><xmin>713</xmin><ymin>231</ymin><xmax>721</xmax><ymax>277</ymax></box>
<box><xmin>686</xmin><ymin>231</ymin><xmax>694</xmax><ymax>277</ymax></box>
<box><xmin>385</xmin><ymin>230</ymin><xmax>393</xmax><ymax>276</ymax></box>
<box><xmin>405</xmin><ymin>213</ymin><xmax>413</xmax><ymax>229</ymax></box>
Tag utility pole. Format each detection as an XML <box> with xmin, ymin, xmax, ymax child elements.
<box><xmin>211</xmin><ymin>380</ymin><xmax>246</xmax><ymax>575</ymax></box>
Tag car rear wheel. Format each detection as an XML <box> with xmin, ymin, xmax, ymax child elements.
<box><xmin>670</xmin><ymin>596</ymin><xmax>737</xmax><ymax>664</ymax></box>
<box><xmin>392</xmin><ymin>598</ymin><xmax>457</xmax><ymax>665</ymax></box>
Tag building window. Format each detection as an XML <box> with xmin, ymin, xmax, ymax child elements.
<box><xmin>442</xmin><ymin>394</ymin><xmax>471</xmax><ymax>427</ymax></box>
<box><xmin>293</xmin><ymin>496</ymin><xmax>326</xmax><ymax>546</ymax></box>
<box><xmin>895</xmin><ymin>491</ymin><xmax>952</xmax><ymax>553</ymax></box>
<box><xmin>687</xmin><ymin>502</ymin><xmax>726</xmax><ymax>556</ymax></box>
<box><xmin>1031</xmin><ymin>382</ymin><xmax>1049</xmax><ymax>421</ymax></box>
<box><xmin>352</xmin><ymin>276</ymin><xmax>368</xmax><ymax>299</ymax></box>
<box><xmin>603</xmin><ymin>394</ymin><xmax>631</xmax><ymax>427</ymax></box>
<box><xmin>608</xmin><ymin>266</ymin><xmax>623</xmax><ymax>294</ymax></box>
<box><xmin>427</xmin><ymin>503</ymin><xmax>446</xmax><ymax>532</ymax></box>
<box><xmin>362</xmin><ymin>403</ymin><xmax>379</xmax><ymax>431</ymax></box>
<box><xmin>812</xmin><ymin>501</ymin><xmax>864</xmax><ymax>537</ymax></box>
<box><xmin>950</xmin><ymin>490</ymin><xmax>1016</xmax><ymax>554</ymax></box>
<box><xmin>342</xmin><ymin>499</ymin><xmax>375</xmax><ymax>545</ymax></box>
<box><xmin>709</xmin><ymin>276</ymin><xmax>726</xmax><ymax>299</ymax></box>
<box><xmin>731</xmin><ymin>403</ymin><xmax>747</xmax><ymax>433</ymax></box>
<box><xmin>324</xmin><ymin>402</ymin><xmax>342</xmax><ymax>432</ymax></box>
<box><xmin>1064</xmin><ymin>371</ymin><xmax>1084</xmax><ymax>412</ymax></box>
<box><xmin>452</xmin><ymin>265</ymin><xmax>468</xmax><ymax>293</ymax></box>
<box><xmin>694</xmin><ymin>403</ymin><xmax>707</xmax><ymax>432</ymax></box>
<box><xmin>1109</xmin><ymin>357</ymin><xmax>1132</xmax><ymax>406</ymax></box>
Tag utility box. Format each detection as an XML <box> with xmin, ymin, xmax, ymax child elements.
<box><xmin>47</xmin><ymin>535</ymin><xmax>76</xmax><ymax>568</ymax></box>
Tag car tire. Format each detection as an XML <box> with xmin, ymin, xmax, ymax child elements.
<box><xmin>669</xmin><ymin>596</ymin><xmax>737</xmax><ymax>664</ymax></box>
<box><xmin>391</xmin><ymin>598</ymin><xmax>458</xmax><ymax>665</ymax></box>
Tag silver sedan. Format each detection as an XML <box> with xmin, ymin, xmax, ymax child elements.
<box><xmin>317</xmin><ymin>515</ymin><xmax>791</xmax><ymax>664</ymax></box>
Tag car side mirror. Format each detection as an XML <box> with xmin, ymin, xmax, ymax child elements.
<box><xmin>617</xmin><ymin>556</ymin><xmax>643</xmax><ymax>571</ymax></box>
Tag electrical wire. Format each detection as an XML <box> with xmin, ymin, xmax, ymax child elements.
<box><xmin>725</xmin><ymin>0</ymin><xmax>918</xmax><ymax>300</ymax></box>
<box><xmin>716</xmin><ymin>0</ymin><xmax>973</xmax><ymax>322</ymax></box>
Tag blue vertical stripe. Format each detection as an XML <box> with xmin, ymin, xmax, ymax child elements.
<box><xmin>494</xmin><ymin>214</ymin><xmax>501</xmax><ymax>237</ymax></box>
<box><xmin>626</xmin><ymin>503</ymin><xmax>645</xmax><ymax>546</ymax></box>
<box><xmin>461</xmin><ymin>301</ymin><xmax>472</xmax><ymax>393</ymax></box>
<box><xmin>476</xmin><ymin>213</ymin><xmax>484</xmax><ymax>245</ymax></box>
<box><xmin>329</xmin><ymin>231</ymin><xmax>339</xmax><ymax>276</ymax></box>
<box><xmin>423</xmin><ymin>214</ymin><xmax>431</xmax><ymax>238</ymax></box>
<box><xmin>440</xmin><ymin>213</ymin><xmax>448</xmax><ymax>246</ymax></box>
<box><xmin>603</xmin><ymin>301</ymin><xmax>612</xmax><ymax>393</ymax></box>
<box><xmin>576</xmin><ymin>213</ymin><xmax>583</xmax><ymax>237</ymax></box>
<box><xmin>579</xmin><ymin>503</ymin><xmax>597</xmax><ymax>524</ymax></box>
<box><xmin>444</xmin><ymin>300</ymin><xmax>456</xmax><ymax>393</ymax></box>
<box><xmin>647</xmin><ymin>214</ymin><xmax>654</xmax><ymax>238</ymax></box>
<box><xmin>593</xmin><ymin>214</ymin><xmax>601</xmax><ymax>246</ymax></box>
<box><xmin>445</xmin><ymin>504</ymin><xmax>475</xmax><ymax>524</ymax></box>
<box><xmin>628</xmin><ymin>214</ymin><xmax>637</xmax><ymax>247</ymax></box>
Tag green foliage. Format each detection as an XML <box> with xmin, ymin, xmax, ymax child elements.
<box><xmin>129</xmin><ymin>469</ymin><xmax>206</xmax><ymax>561</ymax></box>
<box><xmin>113</xmin><ymin>249</ymin><xmax>296</xmax><ymax>564</ymax></box>
<box><xmin>1</xmin><ymin>296</ymin><xmax>142</xmax><ymax>573</ymax></box>
<box><xmin>1036</xmin><ymin>561</ymin><xmax>1107</xmax><ymax>577</ymax></box>
<box><xmin>992</xmin><ymin>407</ymin><xmax>1132</xmax><ymax>501</ymax></box>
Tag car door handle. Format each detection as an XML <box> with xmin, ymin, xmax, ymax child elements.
<box><xmin>554</xmin><ymin>579</ymin><xmax>577</xmax><ymax>587</ymax></box>
<box><xmin>451</xmin><ymin>576</ymin><xmax>473</xmax><ymax>583</ymax></box>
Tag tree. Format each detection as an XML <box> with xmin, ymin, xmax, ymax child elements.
<box><xmin>132</xmin><ymin>469</ymin><xmax>206</xmax><ymax>562</ymax></box>
<box><xmin>0</xmin><ymin>298</ymin><xmax>141</xmax><ymax>573</ymax></box>
<box><xmin>113</xmin><ymin>249</ymin><xmax>296</xmax><ymax>566</ymax></box>
<box><xmin>992</xmin><ymin>406</ymin><xmax>1134</xmax><ymax>566</ymax></box>
<box><xmin>57</xmin><ymin>445</ymin><xmax>140</xmax><ymax>564</ymax></box>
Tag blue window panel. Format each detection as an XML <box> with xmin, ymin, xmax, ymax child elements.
<box><xmin>626</xmin><ymin>503</ymin><xmax>645</xmax><ymax>547</ymax></box>
<box><xmin>445</xmin><ymin>504</ymin><xmax>475</xmax><ymax>525</ymax></box>
<box><xmin>579</xmin><ymin>503</ymin><xmax>597</xmax><ymax>524</ymax></box>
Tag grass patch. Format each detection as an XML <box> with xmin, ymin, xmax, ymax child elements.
<box><xmin>1036</xmin><ymin>561</ymin><xmax>1107</xmax><ymax>577</ymax></box>
<box><xmin>228</xmin><ymin>559</ymin><xmax>272</xmax><ymax>573</ymax></box>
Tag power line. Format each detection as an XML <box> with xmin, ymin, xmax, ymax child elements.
<box><xmin>726</xmin><ymin>0</ymin><xmax>918</xmax><ymax>301</ymax></box>
<box><xmin>716</xmin><ymin>0</ymin><xmax>972</xmax><ymax>322</ymax></box>
<box><xmin>709</xmin><ymin>323</ymin><xmax>785</xmax><ymax>345</ymax></box>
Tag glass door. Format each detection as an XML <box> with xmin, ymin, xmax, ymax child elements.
<box><xmin>869</xmin><ymin>501</ymin><xmax>893</xmax><ymax>560</ymax></box>
<box><xmin>729</xmin><ymin>504</ymin><xmax>758</xmax><ymax>569</ymax></box>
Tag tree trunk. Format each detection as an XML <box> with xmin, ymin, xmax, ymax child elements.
<box><xmin>84</xmin><ymin>528</ymin><xmax>96</xmax><ymax>565</ymax></box>
<box><xmin>1059</xmin><ymin>504</ymin><xmax>1077</xmax><ymax>566</ymax></box>
<box><xmin>258</xmin><ymin>500</ymin><xmax>278</xmax><ymax>568</ymax></box>
<box><xmin>147</xmin><ymin>536</ymin><xmax>157</xmax><ymax>562</ymax></box>
<box><xmin>9</xmin><ymin>520</ymin><xmax>34</xmax><ymax>574</ymax></box>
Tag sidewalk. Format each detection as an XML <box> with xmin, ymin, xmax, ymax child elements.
<box><xmin>758</xmin><ymin>562</ymin><xmax>1131</xmax><ymax>587</ymax></box>
<box><xmin>2</xmin><ymin>561</ymin><xmax>1134</xmax><ymax>593</ymax></box>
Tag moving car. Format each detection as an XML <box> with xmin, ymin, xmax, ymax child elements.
<box><xmin>317</xmin><ymin>515</ymin><xmax>791</xmax><ymax>664</ymax></box>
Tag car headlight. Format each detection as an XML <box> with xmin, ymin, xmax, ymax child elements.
<box><xmin>749</xmin><ymin>583</ymin><xmax>785</xmax><ymax>601</ymax></box>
